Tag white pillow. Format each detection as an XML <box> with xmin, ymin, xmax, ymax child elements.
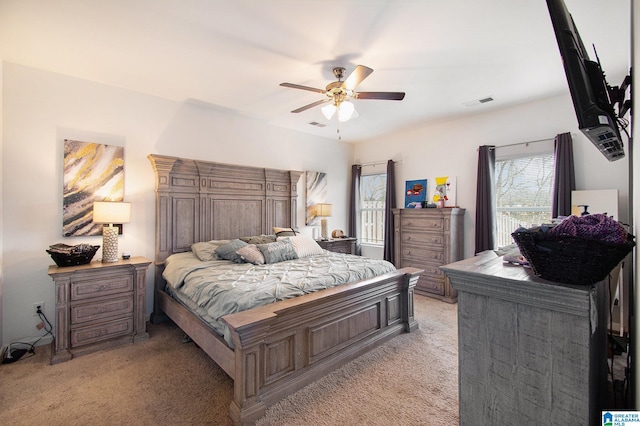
<box><xmin>278</xmin><ymin>235</ymin><xmax>324</xmax><ymax>258</ymax></box>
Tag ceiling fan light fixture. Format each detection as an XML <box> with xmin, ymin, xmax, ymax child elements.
<box><xmin>321</xmin><ymin>103</ymin><xmax>336</xmax><ymax>120</ymax></box>
<box><xmin>281</xmin><ymin>65</ymin><xmax>402</xmax><ymax>121</ymax></box>
<box><xmin>338</xmin><ymin>100</ymin><xmax>356</xmax><ymax>122</ymax></box>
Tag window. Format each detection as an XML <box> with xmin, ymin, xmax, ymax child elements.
<box><xmin>361</xmin><ymin>173</ymin><xmax>386</xmax><ymax>244</ymax></box>
<box><xmin>495</xmin><ymin>153</ymin><xmax>554</xmax><ymax>247</ymax></box>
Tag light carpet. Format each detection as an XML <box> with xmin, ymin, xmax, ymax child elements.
<box><xmin>0</xmin><ymin>295</ymin><xmax>458</xmax><ymax>425</ymax></box>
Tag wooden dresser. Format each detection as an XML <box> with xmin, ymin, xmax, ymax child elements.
<box><xmin>393</xmin><ymin>208</ymin><xmax>464</xmax><ymax>303</ymax></box>
<box><xmin>48</xmin><ymin>256</ymin><xmax>151</xmax><ymax>364</ymax></box>
<box><xmin>441</xmin><ymin>252</ymin><xmax>608</xmax><ymax>425</ymax></box>
<box><xmin>316</xmin><ymin>237</ymin><xmax>357</xmax><ymax>254</ymax></box>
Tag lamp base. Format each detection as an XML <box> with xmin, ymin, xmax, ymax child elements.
<box><xmin>321</xmin><ymin>218</ymin><xmax>328</xmax><ymax>240</ymax></box>
<box><xmin>102</xmin><ymin>226</ymin><xmax>119</xmax><ymax>263</ymax></box>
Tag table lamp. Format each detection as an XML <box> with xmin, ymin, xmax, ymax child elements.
<box><xmin>316</xmin><ymin>203</ymin><xmax>332</xmax><ymax>240</ymax></box>
<box><xmin>93</xmin><ymin>201</ymin><xmax>131</xmax><ymax>262</ymax></box>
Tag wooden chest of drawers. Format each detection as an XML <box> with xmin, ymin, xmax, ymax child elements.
<box><xmin>48</xmin><ymin>257</ymin><xmax>151</xmax><ymax>364</ymax></box>
<box><xmin>393</xmin><ymin>208</ymin><xmax>465</xmax><ymax>303</ymax></box>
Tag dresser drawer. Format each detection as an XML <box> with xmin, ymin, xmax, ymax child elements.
<box><xmin>401</xmin><ymin>216</ymin><xmax>443</xmax><ymax>231</ymax></box>
<box><xmin>415</xmin><ymin>263</ymin><xmax>444</xmax><ymax>277</ymax></box>
<box><xmin>71</xmin><ymin>295</ymin><xmax>134</xmax><ymax>325</ymax></box>
<box><xmin>402</xmin><ymin>232</ymin><xmax>444</xmax><ymax>247</ymax></box>
<box><xmin>401</xmin><ymin>245</ymin><xmax>444</xmax><ymax>263</ymax></box>
<box><xmin>416</xmin><ymin>274</ymin><xmax>444</xmax><ymax>295</ymax></box>
<box><xmin>71</xmin><ymin>317</ymin><xmax>134</xmax><ymax>348</ymax></box>
<box><xmin>71</xmin><ymin>274</ymin><xmax>134</xmax><ymax>301</ymax></box>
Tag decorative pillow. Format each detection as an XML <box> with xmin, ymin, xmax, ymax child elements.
<box><xmin>273</xmin><ymin>226</ymin><xmax>298</xmax><ymax>237</ymax></box>
<box><xmin>214</xmin><ymin>239</ymin><xmax>248</xmax><ymax>263</ymax></box>
<box><xmin>277</xmin><ymin>235</ymin><xmax>324</xmax><ymax>258</ymax></box>
<box><xmin>236</xmin><ymin>244</ymin><xmax>265</xmax><ymax>265</ymax></box>
<box><xmin>239</xmin><ymin>234</ymin><xmax>277</xmax><ymax>245</ymax></box>
<box><xmin>257</xmin><ymin>239</ymin><xmax>298</xmax><ymax>264</ymax></box>
<box><xmin>191</xmin><ymin>240</ymin><xmax>231</xmax><ymax>261</ymax></box>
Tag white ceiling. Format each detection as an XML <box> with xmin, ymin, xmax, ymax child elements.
<box><xmin>0</xmin><ymin>0</ymin><xmax>631</xmax><ymax>143</ymax></box>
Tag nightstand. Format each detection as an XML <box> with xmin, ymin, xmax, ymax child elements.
<box><xmin>47</xmin><ymin>256</ymin><xmax>151</xmax><ymax>364</ymax></box>
<box><xmin>316</xmin><ymin>237</ymin><xmax>358</xmax><ymax>255</ymax></box>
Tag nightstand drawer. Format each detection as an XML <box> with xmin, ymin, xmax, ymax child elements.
<box><xmin>71</xmin><ymin>317</ymin><xmax>134</xmax><ymax>347</ymax></box>
<box><xmin>326</xmin><ymin>241</ymin><xmax>351</xmax><ymax>253</ymax></box>
<box><xmin>71</xmin><ymin>274</ymin><xmax>134</xmax><ymax>301</ymax></box>
<box><xmin>71</xmin><ymin>295</ymin><xmax>134</xmax><ymax>325</ymax></box>
<box><xmin>316</xmin><ymin>238</ymin><xmax>357</xmax><ymax>255</ymax></box>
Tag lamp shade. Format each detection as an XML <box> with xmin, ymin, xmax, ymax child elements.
<box><xmin>93</xmin><ymin>201</ymin><xmax>131</xmax><ymax>224</ymax></box>
<box><xmin>321</xmin><ymin>104</ymin><xmax>337</xmax><ymax>120</ymax></box>
<box><xmin>321</xmin><ymin>101</ymin><xmax>358</xmax><ymax>122</ymax></box>
<box><xmin>338</xmin><ymin>101</ymin><xmax>355</xmax><ymax>122</ymax></box>
<box><xmin>316</xmin><ymin>203</ymin><xmax>332</xmax><ymax>217</ymax></box>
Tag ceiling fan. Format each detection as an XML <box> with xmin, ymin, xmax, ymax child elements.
<box><xmin>280</xmin><ymin>65</ymin><xmax>405</xmax><ymax>122</ymax></box>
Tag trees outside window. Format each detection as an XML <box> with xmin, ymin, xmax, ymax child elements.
<box><xmin>361</xmin><ymin>174</ymin><xmax>386</xmax><ymax>244</ymax></box>
<box><xmin>495</xmin><ymin>154</ymin><xmax>554</xmax><ymax>247</ymax></box>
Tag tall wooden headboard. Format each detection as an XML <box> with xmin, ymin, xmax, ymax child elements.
<box><xmin>148</xmin><ymin>154</ymin><xmax>303</xmax><ymax>264</ymax></box>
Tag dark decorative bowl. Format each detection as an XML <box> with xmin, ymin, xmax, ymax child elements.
<box><xmin>47</xmin><ymin>243</ymin><xmax>100</xmax><ymax>267</ymax></box>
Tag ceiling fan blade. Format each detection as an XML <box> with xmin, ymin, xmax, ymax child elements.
<box><xmin>280</xmin><ymin>82</ymin><xmax>326</xmax><ymax>94</ymax></box>
<box><xmin>291</xmin><ymin>98</ymin><xmax>331</xmax><ymax>113</ymax></box>
<box><xmin>356</xmin><ymin>91</ymin><xmax>406</xmax><ymax>100</ymax></box>
<box><xmin>342</xmin><ymin>65</ymin><xmax>373</xmax><ymax>90</ymax></box>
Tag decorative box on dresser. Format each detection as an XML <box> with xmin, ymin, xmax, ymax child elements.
<box><xmin>47</xmin><ymin>256</ymin><xmax>151</xmax><ymax>364</ymax></box>
<box><xmin>393</xmin><ymin>208</ymin><xmax>464</xmax><ymax>303</ymax></box>
<box><xmin>316</xmin><ymin>237</ymin><xmax>357</xmax><ymax>254</ymax></box>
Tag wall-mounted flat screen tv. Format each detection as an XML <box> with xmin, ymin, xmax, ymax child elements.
<box><xmin>546</xmin><ymin>0</ymin><xmax>627</xmax><ymax>161</ymax></box>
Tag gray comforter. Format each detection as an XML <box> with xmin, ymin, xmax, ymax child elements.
<box><xmin>162</xmin><ymin>250</ymin><xmax>396</xmax><ymax>341</ymax></box>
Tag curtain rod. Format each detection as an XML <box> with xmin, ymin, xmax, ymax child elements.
<box><xmin>494</xmin><ymin>136</ymin><xmax>556</xmax><ymax>149</ymax></box>
<box><xmin>360</xmin><ymin>160</ymin><xmax>401</xmax><ymax>167</ymax></box>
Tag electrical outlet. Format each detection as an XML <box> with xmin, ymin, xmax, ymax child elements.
<box><xmin>34</xmin><ymin>302</ymin><xmax>44</xmax><ymax>316</ymax></box>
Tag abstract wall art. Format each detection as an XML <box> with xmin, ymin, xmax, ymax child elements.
<box><xmin>62</xmin><ymin>139</ymin><xmax>124</xmax><ymax>236</ymax></box>
<box><xmin>431</xmin><ymin>176</ymin><xmax>457</xmax><ymax>207</ymax></box>
<box><xmin>305</xmin><ymin>171</ymin><xmax>327</xmax><ymax>225</ymax></box>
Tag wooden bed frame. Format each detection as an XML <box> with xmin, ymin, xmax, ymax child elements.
<box><xmin>148</xmin><ymin>154</ymin><xmax>421</xmax><ymax>424</ymax></box>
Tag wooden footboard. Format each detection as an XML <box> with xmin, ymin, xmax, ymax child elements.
<box><xmin>223</xmin><ymin>267</ymin><xmax>421</xmax><ymax>424</ymax></box>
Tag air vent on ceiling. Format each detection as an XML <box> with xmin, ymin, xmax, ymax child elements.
<box><xmin>309</xmin><ymin>121</ymin><xmax>326</xmax><ymax>127</ymax></box>
<box><xmin>464</xmin><ymin>97</ymin><xmax>494</xmax><ymax>107</ymax></box>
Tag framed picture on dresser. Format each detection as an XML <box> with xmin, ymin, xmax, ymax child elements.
<box><xmin>404</xmin><ymin>179</ymin><xmax>427</xmax><ymax>208</ymax></box>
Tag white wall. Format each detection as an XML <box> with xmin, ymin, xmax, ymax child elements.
<box><xmin>353</xmin><ymin>94</ymin><xmax>630</xmax><ymax>259</ymax></box>
<box><xmin>1</xmin><ymin>62</ymin><xmax>353</xmax><ymax>347</ymax></box>
<box><xmin>0</xmin><ymin>58</ymin><xmax>4</xmax><ymax>349</ymax></box>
